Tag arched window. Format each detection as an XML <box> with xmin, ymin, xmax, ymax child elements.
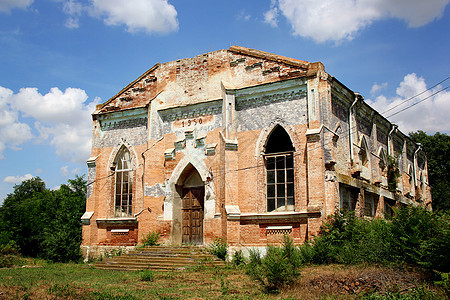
<box><xmin>264</xmin><ymin>125</ymin><xmax>294</xmax><ymax>212</ymax></box>
<box><xmin>378</xmin><ymin>148</ymin><xmax>387</xmax><ymax>171</ymax></box>
<box><xmin>114</xmin><ymin>147</ymin><xmax>133</xmax><ymax>217</ymax></box>
<box><xmin>358</xmin><ymin>136</ymin><xmax>369</xmax><ymax>167</ymax></box>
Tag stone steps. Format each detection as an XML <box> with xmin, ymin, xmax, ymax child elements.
<box><xmin>94</xmin><ymin>246</ymin><xmax>225</xmax><ymax>271</ymax></box>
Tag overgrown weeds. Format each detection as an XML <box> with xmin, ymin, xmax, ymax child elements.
<box><xmin>141</xmin><ymin>231</ymin><xmax>160</xmax><ymax>247</ymax></box>
<box><xmin>207</xmin><ymin>237</ymin><xmax>227</xmax><ymax>261</ymax></box>
<box><xmin>299</xmin><ymin>206</ymin><xmax>450</xmax><ymax>273</ymax></box>
<box><xmin>246</xmin><ymin>235</ymin><xmax>302</xmax><ymax>293</ymax></box>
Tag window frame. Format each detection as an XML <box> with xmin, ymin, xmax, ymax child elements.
<box><xmin>114</xmin><ymin>148</ymin><xmax>134</xmax><ymax>217</ymax></box>
<box><xmin>264</xmin><ymin>151</ymin><xmax>295</xmax><ymax>212</ymax></box>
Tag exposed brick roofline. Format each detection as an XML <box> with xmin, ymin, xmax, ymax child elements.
<box><xmin>228</xmin><ymin>46</ymin><xmax>310</xmax><ymax>69</ymax></box>
<box><xmin>95</xmin><ymin>63</ymin><xmax>160</xmax><ymax>113</ymax></box>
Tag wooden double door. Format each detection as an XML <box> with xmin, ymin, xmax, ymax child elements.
<box><xmin>181</xmin><ymin>187</ymin><xmax>204</xmax><ymax>244</ymax></box>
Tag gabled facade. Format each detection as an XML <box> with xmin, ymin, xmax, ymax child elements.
<box><xmin>81</xmin><ymin>46</ymin><xmax>431</xmax><ymax>258</ymax></box>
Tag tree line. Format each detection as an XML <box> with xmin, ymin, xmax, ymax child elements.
<box><xmin>0</xmin><ymin>176</ymin><xmax>86</xmax><ymax>262</ymax></box>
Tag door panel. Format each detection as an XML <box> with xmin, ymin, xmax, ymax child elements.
<box><xmin>181</xmin><ymin>188</ymin><xmax>204</xmax><ymax>244</ymax></box>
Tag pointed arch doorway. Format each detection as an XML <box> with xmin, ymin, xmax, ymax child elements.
<box><xmin>177</xmin><ymin>165</ymin><xmax>204</xmax><ymax>244</ymax></box>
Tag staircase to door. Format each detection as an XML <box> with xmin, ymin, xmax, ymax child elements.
<box><xmin>94</xmin><ymin>246</ymin><xmax>225</xmax><ymax>271</ymax></box>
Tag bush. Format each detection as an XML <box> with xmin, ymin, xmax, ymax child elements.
<box><xmin>390</xmin><ymin>206</ymin><xmax>450</xmax><ymax>272</ymax></box>
<box><xmin>231</xmin><ymin>249</ymin><xmax>245</xmax><ymax>266</ymax></box>
<box><xmin>208</xmin><ymin>237</ymin><xmax>227</xmax><ymax>261</ymax></box>
<box><xmin>140</xmin><ymin>269</ymin><xmax>155</xmax><ymax>282</ymax></box>
<box><xmin>246</xmin><ymin>235</ymin><xmax>302</xmax><ymax>293</ymax></box>
<box><xmin>141</xmin><ymin>231</ymin><xmax>160</xmax><ymax>247</ymax></box>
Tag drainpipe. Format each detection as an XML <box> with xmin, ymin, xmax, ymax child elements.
<box><xmin>387</xmin><ymin>124</ymin><xmax>398</xmax><ymax>157</ymax></box>
<box><xmin>348</xmin><ymin>93</ymin><xmax>362</xmax><ymax>163</ymax></box>
<box><xmin>413</xmin><ymin>143</ymin><xmax>422</xmax><ymax>187</ymax></box>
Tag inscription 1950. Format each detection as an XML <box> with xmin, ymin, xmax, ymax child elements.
<box><xmin>172</xmin><ymin>115</ymin><xmax>214</xmax><ymax>129</ymax></box>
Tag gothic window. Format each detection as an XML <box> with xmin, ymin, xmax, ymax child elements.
<box><xmin>265</xmin><ymin>125</ymin><xmax>295</xmax><ymax>212</ymax></box>
<box><xmin>114</xmin><ymin>147</ymin><xmax>133</xmax><ymax>217</ymax></box>
<box><xmin>407</xmin><ymin>165</ymin><xmax>413</xmax><ymax>188</ymax></box>
<box><xmin>378</xmin><ymin>148</ymin><xmax>387</xmax><ymax>171</ymax></box>
<box><xmin>358</xmin><ymin>136</ymin><xmax>369</xmax><ymax>167</ymax></box>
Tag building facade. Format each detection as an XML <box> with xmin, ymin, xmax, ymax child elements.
<box><xmin>81</xmin><ymin>46</ymin><xmax>431</xmax><ymax>258</ymax></box>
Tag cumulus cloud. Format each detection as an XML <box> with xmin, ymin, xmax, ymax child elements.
<box><xmin>366</xmin><ymin>73</ymin><xmax>450</xmax><ymax>134</ymax></box>
<box><xmin>264</xmin><ymin>0</ymin><xmax>278</xmax><ymax>28</ymax></box>
<box><xmin>91</xmin><ymin>0</ymin><xmax>178</xmax><ymax>34</ymax></box>
<box><xmin>0</xmin><ymin>87</ymin><xmax>33</xmax><ymax>158</ymax></box>
<box><xmin>3</xmin><ymin>173</ymin><xmax>33</xmax><ymax>184</ymax></box>
<box><xmin>370</xmin><ymin>82</ymin><xmax>388</xmax><ymax>96</ymax></box>
<box><xmin>266</xmin><ymin>0</ymin><xmax>450</xmax><ymax>43</ymax></box>
<box><xmin>0</xmin><ymin>86</ymin><xmax>100</xmax><ymax>163</ymax></box>
<box><xmin>0</xmin><ymin>0</ymin><xmax>33</xmax><ymax>13</ymax></box>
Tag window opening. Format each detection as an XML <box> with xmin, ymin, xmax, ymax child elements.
<box><xmin>359</xmin><ymin>137</ymin><xmax>369</xmax><ymax>167</ymax></box>
<box><xmin>339</xmin><ymin>184</ymin><xmax>358</xmax><ymax>212</ymax></box>
<box><xmin>364</xmin><ymin>193</ymin><xmax>378</xmax><ymax>217</ymax></box>
<box><xmin>379</xmin><ymin>148</ymin><xmax>387</xmax><ymax>171</ymax></box>
<box><xmin>265</xmin><ymin>126</ymin><xmax>294</xmax><ymax>212</ymax></box>
<box><xmin>114</xmin><ymin>147</ymin><xmax>133</xmax><ymax>217</ymax></box>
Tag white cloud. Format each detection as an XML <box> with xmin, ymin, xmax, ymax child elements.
<box><xmin>370</xmin><ymin>82</ymin><xmax>388</xmax><ymax>96</ymax></box>
<box><xmin>0</xmin><ymin>0</ymin><xmax>33</xmax><ymax>13</ymax></box>
<box><xmin>3</xmin><ymin>173</ymin><xmax>33</xmax><ymax>184</ymax></box>
<box><xmin>62</xmin><ymin>0</ymin><xmax>83</xmax><ymax>29</ymax></box>
<box><xmin>60</xmin><ymin>166</ymin><xmax>69</xmax><ymax>177</ymax></box>
<box><xmin>1</xmin><ymin>86</ymin><xmax>100</xmax><ymax>164</ymax></box>
<box><xmin>366</xmin><ymin>73</ymin><xmax>450</xmax><ymax>134</ymax></box>
<box><xmin>91</xmin><ymin>0</ymin><xmax>178</xmax><ymax>34</ymax></box>
<box><xmin>266</xmin><ymin>0</ymin><xmax>450</xmax><ymax>43</ymax></box>
<box><xmin>0</xmin><ymin>87</ymin><xmax>33</xmax><ymax>158</ymax></box>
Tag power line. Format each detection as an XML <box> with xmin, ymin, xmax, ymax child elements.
<box><xmin>381</xmin><ymin>76</ymin><xmax>449</xmax><ymax>115</ymax></box>
<box><xmin>385</xmin><ymin>86</ymin><xmax>449</xmax><ymax>119</ymax></box>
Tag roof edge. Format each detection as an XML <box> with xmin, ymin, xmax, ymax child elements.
<box><xmin>228</xmin><ymin>46</ymin><xmax>310</xmax><ymax>69</ymax></box>
<box><xmin>96</xmin><ymin>63</ymin><xmax>160</xmax><ymax>112</ymax></box>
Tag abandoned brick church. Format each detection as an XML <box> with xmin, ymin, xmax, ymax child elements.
<box><xmin>81</xmin><ymin>46</ymin><xmax>431</xmax><ymax>258</ymax></box>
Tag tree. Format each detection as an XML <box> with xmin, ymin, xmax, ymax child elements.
<box><xmin>409</xmin><ymin>131</ymin><xmax>450</xmax><ymax>211</ymax></box>
<box><xmin>0</xmin><ymin>176</ymin><xmax>87</xmax><ymax>262</ymax></box>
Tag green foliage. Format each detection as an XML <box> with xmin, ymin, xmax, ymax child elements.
<box><xmin>246</xmin><ymin>235</ymin><xmax>302</xmax><ymax>293</ymax></box>
<box><xmin>390</xmin><ymin>206</ymin><xmax>450</xmax><ymax>272</ymax></box>
<box><xmin>231</xmin><ymin>249</ymin><xmax>245</xmax><ymax>266</ymax></box>
<box><xmin>139</xmin><ymin>269</ymin><xmax>155</xmax><ymax>282</ymax></box>
<box><xmin>304</xmin><ymin>207</ymin><xmax>450</xmax><ymax>272</ymax></box>
<box><xmin>386</xmin><ymin>155</ymin><xmax>401</xmax><ymax>193</ymax></box>
<box><xmin>141</xmin><ymin>231</ymin><xmax>160</xmax><ymax>247</ymax></box>
<box><xmin>208</xmin><ymin>237</ymin><xmax>228</xmax><ymax>261</ymax></box>
<box><xmin>0</xmin><ymin>176</ymin><xmax>87</xmax><ymax>262</ymax></box>
<box><xmin>410</xmin><ymin>131</ymin><xmax>450</xmax><ymax>211</ymax></box>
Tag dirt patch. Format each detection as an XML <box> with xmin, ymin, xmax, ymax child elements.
<box><xmin>283</xmin><ymin>264</ymin><xmax>436</xmax><ymax>299</ymax></box>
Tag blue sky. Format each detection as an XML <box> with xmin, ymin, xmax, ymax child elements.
<box><xmin>0</xmin><ymin>0</ymin><xmax>449</xmax><ymax>203</ymax></box>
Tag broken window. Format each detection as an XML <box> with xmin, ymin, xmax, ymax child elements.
<box><xmin>339</xmin><ymin>184</ymin><xmax>358</xmax><ymax>212</ymax></box>
<box><xmin>358</xmin><ymin>136</ymin><xmax>369</xmax><ymax>167</ymax></box>
<box><xmin>364</xmin><ymin>193</ymin><xmax>378</xmax><ymax>217</ymax></box>
<box><xmin>265</xmin><ymin>125</ymin><xmax>295</xmax><ymax>212</ymax></box>
<box><xmin>114</xmin><ymin>147</ymin><xmax>133</xmax><ymax>217</ymax></box>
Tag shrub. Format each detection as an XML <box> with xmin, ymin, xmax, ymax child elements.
<box><xmin>246</xmin><ymin>235</ymin><xmax>302</xmax><ymax>293</ymax></box>
<box><xmin>141</xmin><ymin>231</ymin><xmax>160</xmax><ymax>247</ymax></box>
<box><xmin>231</xmin><ymin>249</ymin><xmax>245</xmax><ymax>266</ymax></box>
<box><xmin>390</xmin><ymin>206</ymin><xmax>450</xmax><ymax>272</ymax></box>
<box><xmin>208</xmin><ymin>237</ymin><xmax>227</xmax><ymax>261</ymax></box>
<box><xmin>140</xmin><ymin>269</ymin><xmax>155</xmax><ymax>282</ymax></box>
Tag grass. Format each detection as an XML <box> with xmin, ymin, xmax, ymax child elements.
<box><xmin>0</xmin><ymin>261</ymin><xmax>447</xmax><ymax>299</ymax></box>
